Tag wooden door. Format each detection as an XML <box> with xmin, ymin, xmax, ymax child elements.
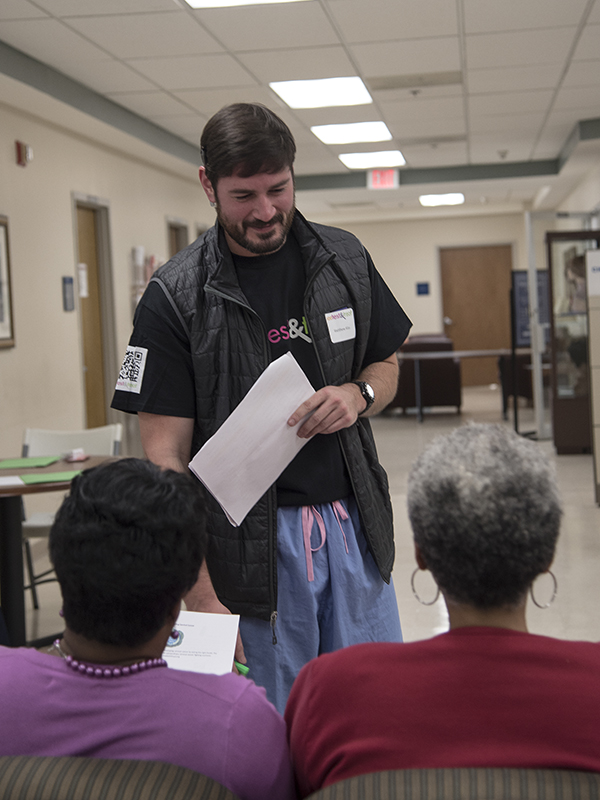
<box><xmin>440</xmin><ymin>245</ymin><xmax>513</xmax><ymax>386</ymax></box>
<box><xmin>77</xmin><ymin>206</ymin><xmax>107</xmax><ymax>427</ymax></box>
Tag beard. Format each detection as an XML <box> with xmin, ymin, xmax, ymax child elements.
<box><xmin>216</xmin><ymin>203</ymin><xmax>296</xmax><ymax>255</ymax></box>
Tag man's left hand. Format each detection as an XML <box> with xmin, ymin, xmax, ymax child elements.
<box><xmin>288</xmin><ymin>383</ymin><xmax>364</xmax><ymax>438</ymax></box>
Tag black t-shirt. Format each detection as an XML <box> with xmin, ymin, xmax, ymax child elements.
<box><xmin>112</xmin><ymin>232</ymin><xmax>412</xmax><ymax>505</ymax></box>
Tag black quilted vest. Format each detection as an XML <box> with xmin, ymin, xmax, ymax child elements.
<box><xmin>152</xmin><ymin>212</ymin><xmax>394</xmax><ymax>620</ymax></box>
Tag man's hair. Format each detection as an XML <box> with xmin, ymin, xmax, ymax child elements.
<box><xmin>49</xmin><ymin>459</ymin><xmax>206</xmax><ymax>647</ymax></box>
<box><xmin>407</xmin><ymin>423</ymin><xmax>562</xmax><ymax>609</ymax></box>
<box><xmin>201</xmin><ymin>103</ymin><xmax>296</xmax><ymax>187</ymax></box>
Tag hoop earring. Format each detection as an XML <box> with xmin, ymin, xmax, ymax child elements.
<box><xmin>530</xmin><ymin>570</ymin><xmax>558</xmax><ymax>609</ymax></box>
<box><xmin>410</xmin><ymin>567</ymin><xmax>440</xmax><ymax>606</ymax></box>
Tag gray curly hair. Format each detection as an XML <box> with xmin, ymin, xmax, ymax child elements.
<box><xmin>407</xmin><ymin>423</ymin><xmax>562</xmax><ymax>608</ymax></box>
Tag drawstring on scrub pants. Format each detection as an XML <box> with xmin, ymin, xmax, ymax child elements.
<box><xmin>301</xmin><ymin>501</ymin><xmax>350</xmax><ymax>582</ymax></box>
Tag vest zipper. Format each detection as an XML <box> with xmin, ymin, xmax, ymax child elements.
<box><xmin>205</xmin><ymin>285</ymin><xmax>278</xmax><ymax>635</ymax></box>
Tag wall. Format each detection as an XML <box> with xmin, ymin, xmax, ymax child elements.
<box><xmin>337</xmin><ymin>213</ymin><xmax>531</xmax><ymax>333</ymax></box>
<box><xmin>0</xmin><ymin>100</ymin><xmax>212</xmax><ymax>460</ymax></box>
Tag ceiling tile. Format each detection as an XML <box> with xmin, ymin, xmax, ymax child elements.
<box><xmin>532</xmin><ymin>120</ymin><xmax>575</xmax><ymax>158</ymax></box>
<box><xmin>553</xmin><ymin>85</ymin><xmax>600</xmax><ymax>112</ymax></box>
<box><xmin>61</xmin><ymin>60</ymin><xmax>156</xmax><ymax>94</ymax></box>
<box><xmin>173</xmin><ymin>85</ymin><xmax>280</xmax><ymax>117</ymax></box>
<box><xmin>292</xmin><ymin>105</ymin><xmax>384</xmax><ymax>128</ymax></box>
<box><xmin>463</xmin><ymin>0</ymin><xmax>589</xmax><ymax>33</ymax></box>
<box><xmin>469</xmin><ymin>134</ymin><xmax>536</xmax><ymax>163</ymax></box>
<box><xmin>147</xmin><ymin>113</ymin><xmax>207</xmax><ymax>139</ymax></box>
<box><xmin>107</xmin><ymin>90</ymin><xmax>198</xmax><ymax>117</ymax></box>
<box><xmin>382</xmin><ymin>96</ymin><xmax>465</xmax><ymax>126</ymax></box>
<box><xmin>237</xmin><ymin>46</ymin><xmax>355</xmax><ymax>83</ymax></box>
<box><xmin>371</xmin><ymin>84</ymin><xmax>463</xmax><ymax>104</ymax></box>
<box><xmin>194</xmin><ymin>3</ymin><xmax>339</xmax><ymax>51</ymax></box>
<box><xmin>126</xmin><ymin>54</ymin><xmax>256</xmax><ymax>90</ymax></box>
<box><xmin>326</xmin><ymin>0</ymin><xmax>457</xmax><ymax>43</ymax></box>
<box><xmin>66</xmin><ymin>12</ymin><xmax>222</xmax><ymax>59</ymax></box>
<box><xmin>469</xmin><ymin>111</ymin><xmax>545</xmax><ymax>135</ymax></box>
<box><xmin>466</xmin><ymin>27</ymin><xmax>576</xmax><ymax>69</ymax></box>
<box><xmin>401</xmin><ymin>140</ymin><xmax>468</xmax><ymax>168</ymax></box>
<box><xmin>0</xmin><ymin>1</ymin><xmax>48</xmax><ymax>20</ymax></box>
<box><xmin>564</xmin><ymin>60</ymin><xmax>600</xmax><ymax>87</ymax></box>
<box><xmin>572</xmin><ymin>24</ymin><xmax>600</xmax><ymax>61</ymax></box>
<box><xmin>32</xmin><ymin>0</ymin><xmax>177</xmax><ymax>14</ymax></box>
<box><xmin>383</xmin><ymin>110</ymin><xmax>466</xmax><ymax>141</ymax></box>
<box><xmin>351</xmin><ymin>37</ymin><xmax>460</xmax><ymax>78</ymax></box>
<box><xmin>469</xmin><ymin>90</ymin><xmax>553</xmax><ymax>116</ymax></box>
<box><xmin>0</xmin><ymin>19</ymin><xmax>109</xmax><ymax>65</ymax></box>
<box><xmin>468</xmin><ymin>64</ymin><xmax>563</xmax><ymax>93</ymax></box>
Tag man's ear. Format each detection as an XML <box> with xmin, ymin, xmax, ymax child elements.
<box><xmin>414</xmin><ymin>544</ymin><xmax>428</xmax><ymax>571</ymax></box>
<box><xmin>199</xmin><ymin>167</ymin><xmax>216</xmax><ymax>204</ymax></box>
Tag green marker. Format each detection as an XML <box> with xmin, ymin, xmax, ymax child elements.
<box><xmin>234</xmin><ymin>660</ymin><xmax>250</xmax><ymax>676</ymax></box>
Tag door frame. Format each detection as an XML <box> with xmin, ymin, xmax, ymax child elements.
<box><xmin>71</xmin><ymin>192</ymin><xmax>119</xmax><ymax>427</ymax></box>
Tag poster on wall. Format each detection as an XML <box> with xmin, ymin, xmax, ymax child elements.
<box><xmin>0</xmin><ymin>217</ymin><xmax>15</xmax><ymax>348</ymax></box>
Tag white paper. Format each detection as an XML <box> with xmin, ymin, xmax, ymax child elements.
<box><xmin>162</xmin><ymin>610</ymin><xmax>239</xmax><ymax>676</ymax></box>
<box><xmin>0</xmin><ymin>476</ymin><xmax>25</xmax><ymax>487</ymax></box>
<box><xmin>189</xmin><ymin>353</ymin><xmax>315</xmax><ymax>526</ymax></box>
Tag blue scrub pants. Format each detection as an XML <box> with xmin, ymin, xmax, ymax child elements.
<box><xmin>239</xmin><ymin>496</ymin><xmax>402</xmax><ymax>715</ymax></box>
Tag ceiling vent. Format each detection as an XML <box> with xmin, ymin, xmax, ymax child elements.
<box><xmin>367</xmin><ymin>71</ymin><xmax>462</xmax><ymax>91</ymax></box>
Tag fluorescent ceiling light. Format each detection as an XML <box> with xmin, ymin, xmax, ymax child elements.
<box><xmin>311</xmin><ymin>121</ymin><xmax>392</xmax><ymax>145</ymax></box>
<box><xmin>186</xmin><ymin>0</ymin><xmax>310</xmax><ymax>7</ymax></box>
<box><xmin>339</xmin><ymin>150</ymin><xmax>405</xmax><ymax>169</ymax></box>
<box><xmin>419</xmin><ymin>193</ymin><xmax>465</xmax><ymax>207</ymax></box>
<box><xmin>270</xmin><ymin>77</ymin><xmax>372</xmax><ymax>109</ymax></box>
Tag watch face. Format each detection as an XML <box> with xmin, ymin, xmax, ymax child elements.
<box><xmin>364</xmin><ymin>382</ymin><xmax>375</xmax><ymax>402</ymax></box>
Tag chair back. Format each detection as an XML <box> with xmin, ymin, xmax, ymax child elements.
<box><xmin>306</xmin><ymin>768</ymin><xmax>600</xmax><ymax>800</ymax></box>
<box><xmin>0</xmin><ymin>755</ymin><xmax>240</xmax><ymax>800</ymax></box>
<box><xmin>22</xmin><ymin>424</ymin><xmax>123</xmax><ymax>458</ymax></box>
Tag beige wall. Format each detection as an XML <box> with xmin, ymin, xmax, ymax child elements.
<box><xmin>337</xmin><ymin>213</ymin><xmax>530</xmax><ymax>333</ymax></box>
<box><xmin>0</xmin><ymin>101</ymin><xmax>212</xmax><ymax>459</ymax></box>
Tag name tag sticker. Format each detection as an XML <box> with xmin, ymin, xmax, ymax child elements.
<box><xmin>325</xmin><ymin>308</ymin><xmax>356</xmax><ymax>343</ymax></box>
<box><xmin>115</xmin><ymin>345</ymin><xmax>148</xmax><ymax>394</ymax></box>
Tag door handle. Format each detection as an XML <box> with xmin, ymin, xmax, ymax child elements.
<box><xmin>443</xmin><ymin>316</ymin><xmax>453</xmax><ymax>326</ymax></box>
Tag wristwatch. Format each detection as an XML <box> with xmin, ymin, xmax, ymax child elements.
<box><xmin>352</xmin><ymin>381</ymin><xmax>375</xmax><ymax>415</ymax></box>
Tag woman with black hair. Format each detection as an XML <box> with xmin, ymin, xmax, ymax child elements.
<box><xmin>0</xmin><ymin>459</ymin><xmax>294</xmax><ymax>800</ymax></box>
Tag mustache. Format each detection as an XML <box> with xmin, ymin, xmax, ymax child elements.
<box><xmin>245</xmin><ymin>214</ymin><xmax>284</xmax><ymax>230</ymax></box>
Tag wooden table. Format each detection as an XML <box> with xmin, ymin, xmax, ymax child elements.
<box><xmin>0</xmin><ymin>456</ymin><xmax>113</xmax><ymax>647</ymax></box>
<box><xmin>396</xmin><ymin>348</ymin><xmax>532</xmax><ymax>422</ymax></box>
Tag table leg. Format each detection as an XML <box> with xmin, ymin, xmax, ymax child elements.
<box><xmin>415</xmin><ymin>359</ymin><xmax>424</xmax><ymax>423</ymax></box>
<box><xmin>0</xmin><ymin>496</ymin><xmax>27</xmax><ymax>646</ymax></box>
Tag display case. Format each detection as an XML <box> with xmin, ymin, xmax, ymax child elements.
<box><xmin>546</xmin><ymin>231</ymin><xmax>600</xmax><ymax>454</ymax></box>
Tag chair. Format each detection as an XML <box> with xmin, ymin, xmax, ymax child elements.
<box><xmin>386</xmin><ymin>335</ymin><xmax>462</xmax><ymax>415</ymax></box>
<box><xmin>0</xmin><ymin>756</ymin><xmax>240</xmax><ymax>800</ymax></box>
<box><xmin>21</xmin><ymin>424</ymin><xmax>123</xmax><ymax>609</ymax></box>
<box><xmin>305</xmin><ymin>767</ymin><xmax>600</xmax><ymax>800</ymax></box>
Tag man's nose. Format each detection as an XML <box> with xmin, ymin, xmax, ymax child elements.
<box><xmin>253</xmin><ymin>194</ymin><xmax>276</xmax><ymax>221</ymax></box>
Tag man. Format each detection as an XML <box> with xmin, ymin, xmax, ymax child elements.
<box><xmin>112</xmin><ymin>103</ymin><xmax>411</xmax><ymax>713</ymax></box>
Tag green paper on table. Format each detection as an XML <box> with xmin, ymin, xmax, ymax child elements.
<box><xmin>20</xmin><ymin>470</ymin><xmax>81</xmax><ymax>485</ymax></box>
<box><xmin>0</xmin><ymin>456</ymin><xmax>61</xmax><ymax>469</ymax></box>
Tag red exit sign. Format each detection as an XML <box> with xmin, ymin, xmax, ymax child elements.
<box><xmin>368</xmin><ymin>169</ymin><xmax>399</xmax><ymax>189</ymax></box>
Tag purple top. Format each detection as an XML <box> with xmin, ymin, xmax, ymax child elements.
<box><xmin>0</xmin><ymin>647</ymin><xmax>294</xmax><ymax>800</ymax></box>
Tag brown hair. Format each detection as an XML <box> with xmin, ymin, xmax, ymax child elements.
<box><xmin>201</xmin><ymin>103</ymin><xmax>296</xmax><ymax>187</ymax></box>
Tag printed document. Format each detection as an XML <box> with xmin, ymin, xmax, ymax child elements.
<box><xmin>163</xmin><ymin>610</ymin><xmax>239</xmax><ymax>676</ymax></box>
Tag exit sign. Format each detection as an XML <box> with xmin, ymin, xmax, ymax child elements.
<box><xmin>367</xmin><ymin>169</ymin><xmax>399</xmax><ymax>189</ymax></box>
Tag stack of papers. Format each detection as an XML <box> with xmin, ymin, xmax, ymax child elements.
<box><xmin>189</xmin><ymin>353</ymin><xmax>315</xmax><ymax>526</ymax></box>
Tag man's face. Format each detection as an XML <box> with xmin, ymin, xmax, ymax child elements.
<box><xmin>201</xmin><ymin>167</ymin><xmax>295</xmax><ymax>257</ymax></box>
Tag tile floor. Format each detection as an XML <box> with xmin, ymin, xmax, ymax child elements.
<box><xmin>25</xmin><ymin>385</ymin><xmax>600</xmax><ymax>647</ymax></box>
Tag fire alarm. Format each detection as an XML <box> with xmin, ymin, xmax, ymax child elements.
<box><xmin>15</xmin><ymin>141</ymin><xmax>34</xmax><ymax>167</ymax></box>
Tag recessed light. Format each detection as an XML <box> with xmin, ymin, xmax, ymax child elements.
<box><xmin>338</xmin><ymin>150</ymin><xmax>405</xmax><ymax>169</ymax></box>
<box><xmin>419</xmin><ymin>193</ymin><xmax>465</xmax><ymax>207</ymax></box>
<box><xmin>269</xmin><ymin>77</ymin><xmax>372</xmax><ymax>109</ymax></box>
<box><xmin>311</xmin><ymin>121</ymin><xmax>392</xmax><ymax>145</ymax></box>
<box><xmin>186</xmin><ymin>0</ymin><xmax>310</xmax><ymax>7</ymax></box>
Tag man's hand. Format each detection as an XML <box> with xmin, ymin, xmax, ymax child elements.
<box><xmin>288</xmin><ymin>384</ymin><xmax>364</xmax><ymax>438</ymax></box>
<box><xmin>287</xmin><ymin>352</ymin><xmax>399</xmax><ymax>438</ymax></box>
<box><xmin>184</xmin><ymin>562</ymin><xmax>247</xmax><ymax>667</ymax></box>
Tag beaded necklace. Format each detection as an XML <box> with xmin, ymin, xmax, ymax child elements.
<box><xmin>53</xmin><ymin>639</ymin><xmax>167</xmax><ymax>679</ymax></box>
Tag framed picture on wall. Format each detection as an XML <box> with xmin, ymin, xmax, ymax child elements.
<box><xmin>0</xmin><ymin>216</ymin><xmax>15</xmax><ymax>348</ymax></box>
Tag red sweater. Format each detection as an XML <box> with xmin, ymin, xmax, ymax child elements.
<box><xmin>285</xmin><ymin>627</ymin><xmax>600</xmax><ymax>797</ymax></box>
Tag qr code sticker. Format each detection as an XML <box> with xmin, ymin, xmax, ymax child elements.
<box><xmin>115</xmin><ymin>345</ymin><xmax>148</xmax><ymax>394</ymax></box>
